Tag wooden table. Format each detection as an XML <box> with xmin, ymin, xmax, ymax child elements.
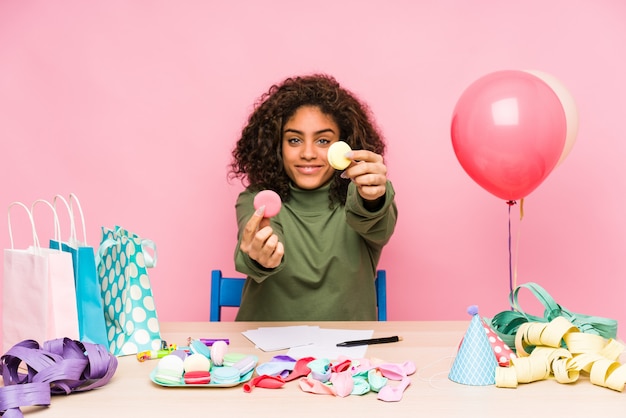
<box><xmin>16</xmin><ymin>321</ymin><xmax>625</xmax><ymax>417</ymax></box>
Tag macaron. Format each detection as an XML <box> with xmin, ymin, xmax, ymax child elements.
<box><xmin>189</xmin><ymin>339</ymin><xmax>212</xmax><ymax>359</ymax></box>
<box><xmin>223</xmin><ymin>352</ymin><xmax>247</xmax><ymax>367</ymax></box>
<box><xmin>154</xmin><ymin>354</ymin><xmax>184</xmax><ymax>385</ymax></box>
<box><xmin>253</xmin><ymin>190</ymin><xmax>282</xmax><ymax>218</ymax></box>
<box><xmin>183</xmin><ymin>353</ymin><xmax>211</xmax><ymax>373</ymax></box>
<box><xmin>232</xmin><ymin>355</ymin><xmax>258</xmax><ymax>376</ymax></box>
<box><xmin>210</xmin><ymin>366</ymin><xmax>241</xmax><ymax>385</ymax></box>
<box><xmin>184</xmin><ymin>370</ymin><xmax>211</xmax><ymax>384</ymax></box>
<box><xmin>327</xmin><ymin>141</ymin><xmax>352</xmax><ymax>170</ymax></box>
<box><xmin>169</xmin><ymin>350</ymin><xmax>188</xmax><ymax>361</ymax></box>
<box><xmin>210</xmin><ymin>340</ymin><xmax>228</xmax><ymax>366</ymax></box>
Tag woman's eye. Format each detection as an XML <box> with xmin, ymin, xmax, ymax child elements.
<box><xmin>287</xmin><ymin>137</ymin><xmax>302</xmax><ymax>144</ymax></box>
<box><xmin>317</xmin><ymin>138</ymin><xmax>331</xmax><ymax>145</ymax></box>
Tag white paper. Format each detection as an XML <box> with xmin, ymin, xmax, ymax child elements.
<box><xmin>242</xmin><ymin>325</ymin><xmax>319</xmax><ymax>351</ymax></box>
<box><xmin>286</xmin><ymin>328</ymin><xmax>373</xmax><ymax>359</ymax></box>
<box><xmin>242</xmin><ymin>326</ymin><xmax>373</xmax><ymax>359</ymax></box>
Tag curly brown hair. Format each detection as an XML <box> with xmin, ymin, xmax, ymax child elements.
<box><xmin>229</xmin><ymin>73</ymin><xmax>386</xmax><ymax>206</ymax></box>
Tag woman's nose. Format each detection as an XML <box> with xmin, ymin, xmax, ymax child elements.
<box><xmin>300</xmin><ymin>142</ymin><xmax>317</xmax><ymax>159</ymax></box>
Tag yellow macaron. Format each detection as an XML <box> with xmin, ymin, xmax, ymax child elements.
<box><xmin>327</xmin><ymin>141</ymin><xmax>352</xmax><ymax>170</ymax></box>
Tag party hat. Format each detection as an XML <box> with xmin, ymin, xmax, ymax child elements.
<box><xmin>448</xmin><ymin>305</ymin><xmax>498</xmax><ymax>385</ymax></box>
<box><xmin>480</xmin><ymin>317</ymin><xmax>516</xmax><ymax>367</ymax></box>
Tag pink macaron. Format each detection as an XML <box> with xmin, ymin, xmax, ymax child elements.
<box><xmin>253</xmin><ymin>190</ymin><xmax>282</xmax><ymax>218</ymax></box>
<box><xmin>184</xmin><ymin>370</ymin><xmax>211</xmax><ymax>384</ymax></box>
<box><xmin>210</xmin><ymin>340</ymin><xmax>228</xmax><ymax>366</ymax></box>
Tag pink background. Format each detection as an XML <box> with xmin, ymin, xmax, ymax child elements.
<box><xmin>1</xmin><ymin>1</ymin><xmax>625</xmax><ymax>343</ymax></box>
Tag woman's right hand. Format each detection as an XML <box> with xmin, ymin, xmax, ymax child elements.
<box><xmin>239</xmin><ymin>206</ymin><xmax>284</xmax><ymax>269</ymax></box>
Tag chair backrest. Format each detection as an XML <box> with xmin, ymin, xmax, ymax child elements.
<box><xmin>210</xmin><ymin>269</ymin><xmax>387</xmax><ymax>321</ymax></box>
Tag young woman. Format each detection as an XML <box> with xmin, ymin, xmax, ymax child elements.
<box><xmin>229</xmin><ymin>74</ymin><xmax>397</xmax><ymax>321</ymax></box>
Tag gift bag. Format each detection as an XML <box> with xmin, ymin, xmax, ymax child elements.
<box><xmin>2</xmin><ymin>201</ymin><xmax>79</xmax><ymax>353</ymax></box>
<box><xmin>50</xmin><ymin>194</ymin><xmax>108</xmax><ymax>347</ymax></box>
<box><xmin>96</xmin><ymin>226</ymin><xmax>162</xmax><ymax>356</ymax></box>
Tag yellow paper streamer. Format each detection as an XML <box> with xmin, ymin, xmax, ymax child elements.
<box><xmin>496</xmin><ymin>316</ymin><xmax>626</xmax><ymax>392</ymax></box>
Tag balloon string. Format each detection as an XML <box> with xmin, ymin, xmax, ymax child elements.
<box><xmin>507</xmin><ymin>201</ymin><xmax>514</xmax><ymax>301</ymax></box>
<box><xmin>506</xmin><ymin>199</ymin><xmax>525</xmax><ymax>303</ymax></box>
<box><xmin>515</xmin><ymin>199</ymin><xmax>524</xmax><ymax>290</ymax></box>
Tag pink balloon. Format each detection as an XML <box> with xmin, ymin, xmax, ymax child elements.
<box><xmin>451</xmin><ymin>70</ymin><xmax>567</xmax><ymax>201</ymax></box>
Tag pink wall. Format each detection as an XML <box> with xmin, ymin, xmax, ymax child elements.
<box><xmin>1</xmin><ymin>1</ymin><xmax>625</xmax><ymax>340</ymax></box>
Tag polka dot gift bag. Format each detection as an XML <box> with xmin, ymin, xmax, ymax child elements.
<box><xmin>96</xmin><ymin>226</ymin><xmax>162</xmax><ymax>356</ymax></box>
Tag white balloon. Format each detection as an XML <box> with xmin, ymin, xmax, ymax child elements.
<box><xmin>524</xmin><ymin>70</ymin><xmax>579</xmax><ymax>166</ymax></box>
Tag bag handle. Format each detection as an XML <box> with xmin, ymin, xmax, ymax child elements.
<box><xmin>95</xmin><ymin>231</ymin><xmax>157</xmax><ymax>269</ymax></box>
<box><xmin>69</xmin><ymin>193</ymin><xmax>88</xmax><ymax>245</ymax></box>
<box><xmin>141</xmin><ymin>238</ymin><xmax>157</xmax><ymax>268</ymax></box>
<box><xmin>114</xmin><ymin>226</ymin><xmax>157</xmax><ymax>267</ymax></box>
<box><xmin>7</xmin><ymin>201</ymin><xmax>39</xmax><ymax>250</ymax></box>
<box><xmin>52</xmin><ymin>194</ymin><xmax>76</xmax><ymax>243</ymax></box>
<box><xmin>53</xmin><ymin>193</ymin><xmax>88</xmax><ymax>247</ymax></box>
<box><xmin>30</xmin><ymin>199</ymin><xmax>63</xmax><ymax>250</ymax></box>
<box><xmin>96</xmin><ymin>237</ymin><xmax>117</xmax><ymax>268</ymax></box>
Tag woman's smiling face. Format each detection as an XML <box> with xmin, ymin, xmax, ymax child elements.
<box><xmin>281</xmin><ymin>105</ymin><xmax>341</xmax><ymax>190</ymax></box>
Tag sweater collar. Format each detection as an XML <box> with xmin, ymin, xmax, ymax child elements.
<box><xmin>288</xmin><ymin>182</ymin><xmax>331</xmax><ymax>212</ymax></box>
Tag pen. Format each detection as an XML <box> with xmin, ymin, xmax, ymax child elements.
<box><xmin>336</xmin><ymin>336</ymin><xmax>402</xmax><ymax>347</ymax></box>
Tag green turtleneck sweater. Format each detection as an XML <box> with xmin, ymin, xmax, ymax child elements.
<box><xmin>234</xmin><ymin>181</ymin><xmax>397</xmax><ymax>321</ymax></box>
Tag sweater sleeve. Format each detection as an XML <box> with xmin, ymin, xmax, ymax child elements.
<box><xmin>345</xmin><ymin>180</ymin><xmax>398</xmax><ymax>247</ymax></box>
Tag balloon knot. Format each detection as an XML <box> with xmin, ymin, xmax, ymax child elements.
<box><xmin>506</xmin><ymin>200</ymin><xmax>517</xmax><ymax>206</ymax></box>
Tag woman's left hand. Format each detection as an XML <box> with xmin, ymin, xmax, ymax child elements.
<box><xmin>343</xmin><ymin>150</ymin><xmax>388</xmax><ymax>202</ymax></box>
